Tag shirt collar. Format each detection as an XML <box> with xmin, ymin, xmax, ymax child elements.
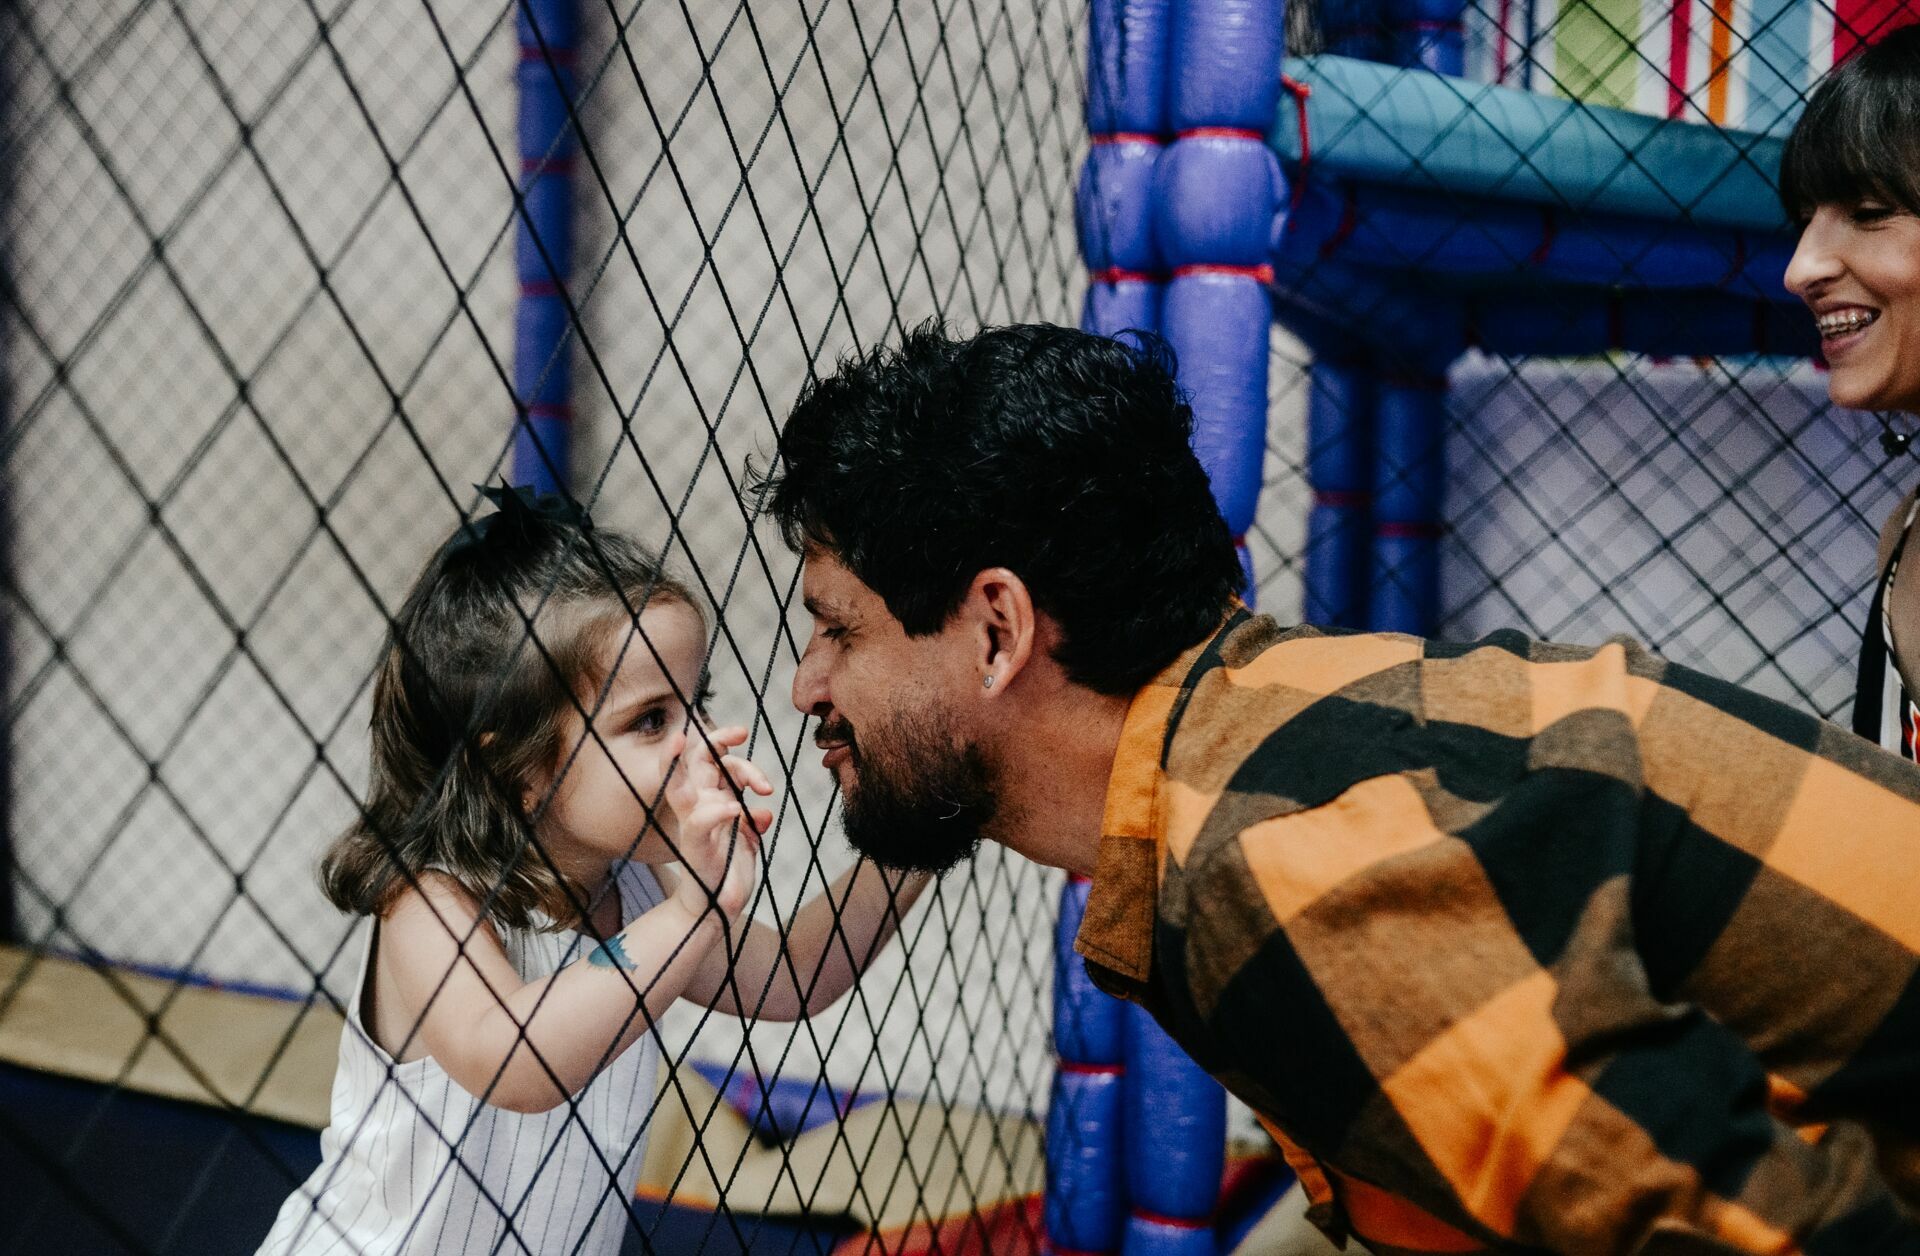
<box><xmin>1074</xmin><ymin>607</ymin><xmax>1242</xmax><ymax>983</ymax></box>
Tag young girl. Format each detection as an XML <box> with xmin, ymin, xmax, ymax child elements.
<box><xmin>260</xmin><ymin>486</ymin><xmax>928</xmax><ymax>1256</ymax></box>
<box><xmin>1779</xmin><ymin>25</ymin><xmax>1920</xmax><ymax>756</ymax></box>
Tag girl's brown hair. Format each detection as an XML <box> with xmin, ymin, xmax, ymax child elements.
<box><xmin>320</xmin><ymin>491</ymin><xmax>703</xmax><ymax>931</ymax></box>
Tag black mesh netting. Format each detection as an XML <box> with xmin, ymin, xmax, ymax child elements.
<box><xmin>0</xmin><ymin>0</ymin><xmax>1907</xmax><ymax>1253</ymax></box>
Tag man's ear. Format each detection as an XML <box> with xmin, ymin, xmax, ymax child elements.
<box><xmin>965</xmin><ymin>567</ymin><xmax>1035</xmax><ymax>695</ymax></box>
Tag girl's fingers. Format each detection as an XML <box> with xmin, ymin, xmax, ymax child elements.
<box><xmin>720</xmin><ymin>755</ymin><xmax>775</xmax><ymax>796</ymax></box>
<box><xmin>746</xmin><ymin>805</ymin><xmax>774</xmax><ymax>835</ymax></box>
<box><xmin>687</xmin><ymin>800</ymin><xmax>742</xmax><ymax>832</ymax></box>
<box><xmin>689</xmin><ymin>724</ymin><xmax>747</xmax><ymax>757</ymax></box>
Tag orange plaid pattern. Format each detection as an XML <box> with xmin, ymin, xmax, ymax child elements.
<box><xmin>1079</xmin><ymin>610</ymin><xmax>1920</xmax><ymax>1253</ymax></box>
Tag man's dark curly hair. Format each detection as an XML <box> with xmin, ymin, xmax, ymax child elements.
<box><xmin>753</xmin><ymin>321</ymin><xmax>1243</xmax><ymax>695</ymax></box>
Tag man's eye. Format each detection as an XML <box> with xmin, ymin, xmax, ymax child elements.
<box><xmin>821</xmin><ymin>625</ymin><xmax>847</xmax><ymax>644</ymax></box>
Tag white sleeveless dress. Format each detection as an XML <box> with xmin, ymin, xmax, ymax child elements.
<box><xmin>260</xmin><ymin>861</ymin><xmax>667</xmax><ymax>1256</ymax></box>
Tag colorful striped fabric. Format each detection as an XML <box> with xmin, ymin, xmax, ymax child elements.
<box><xmin>1465</xmin><ymin>0</ymin><xmax>1918</xmax><ymax>132</ymax></box>
<box><xmin>1078</xmin><ymin>608</ymin><xmax>1920</xmax><ymax>1252</ymax></box>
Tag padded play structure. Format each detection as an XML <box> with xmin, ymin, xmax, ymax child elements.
<box><xmin>1045</xmin><ymin>0</ymin><xmax>1909</xmax><ymax>1248</ymax></box>
<box><xmin>6</xmin><ymin>0</ymin><xmax>1911</xmax><ymax>1249</ymax></box>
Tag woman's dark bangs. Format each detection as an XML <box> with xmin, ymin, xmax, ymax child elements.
<box><xmin>1780</xmin><ymin>36</ymin><xmax>1920</xmax><ymax>220</ymax></box>
<box><xmin>1781</xmin><ymin>88</ymin><xmax>1880</xmax><ymax>220</ymax></box>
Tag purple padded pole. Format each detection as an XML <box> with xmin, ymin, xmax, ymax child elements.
<box><xmin>509</xmin><ymin>0</ymin><xmax>581</xmax><ymax>495</ymax></box>
<box><xmin>1049</xmin><ymin>876</ymin><xmax>1129</xmax><ymax>1253</ymax></box>
<box><xmin>1369</xmin><ymin>372</ymin><xmax>1449</xmax><ymax>634</ymax></box>
<box><xmin>1323</xmin><ymin>0</ymin><xmax>1392</xmax><ymax>59</ymax></box>
<box><xmin>1467</xmin><ymin>289</ymin><xmax>1819</xmax><ymax>358</ymax></box>
<box><xmin>1161</xmin><ymin>0</ymin><xmax>1286</xmax><ymax>600</ymax></box>
<box><xmin>1301</xmin><ymin>341</ymin><xmax>1374</xmax><ymax>629</ymax></box>
<box><xmin>1101</xmin><ymin>1</ymin><xmax>1291</xmax><ymax>1251</ymax></box>
<box><xmin>1121</xmin><ymin>1004</ymin><xmax>1228</xmax><ymax>1256</ymax></box>
<box><xmin>1389</xmin><ymin>0</ymin><xmax>1467</xmax><ymax>72</ymax></box>
<box><xmin>1055</xmin><ymin>3</ymin><xmax>1173</xmax><ymax>1250</ymax></box>
<box><xmin>1275</xmin><ymin>178</ymin><xmax>1797</xmax><ymax>301</ymax></box>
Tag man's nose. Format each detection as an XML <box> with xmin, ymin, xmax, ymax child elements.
<box><xmin>791</xmin><ymin>639</ymin><xmax>827</xmax><ymax>716</ymax></box>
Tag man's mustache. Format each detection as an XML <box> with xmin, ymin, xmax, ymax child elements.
<box><xmin>814</xmin><ymin>718</ymin><xmax>855</xmax><ymax>749</ymax></box>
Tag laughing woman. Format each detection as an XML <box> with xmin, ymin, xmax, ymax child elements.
<box><xmin>1782</xmin><ymin>24</ymin><xmax>1920</xmax><ymax>756</ymax></box>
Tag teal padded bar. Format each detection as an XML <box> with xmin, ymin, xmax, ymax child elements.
<box><xmin>1271</xmin><ymin>55</ymin><xmax>1789</xmax><ymax>233</ymax></box>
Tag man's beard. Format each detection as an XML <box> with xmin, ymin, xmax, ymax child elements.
<box><xmin>823</xmin><ymin>708</ymin><xmax>996</xmax><ymax>875</ymax></box>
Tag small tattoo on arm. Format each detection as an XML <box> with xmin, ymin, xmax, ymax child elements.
<box><xmin>588</xmin><ymin>936</ymin><xmax>638</xmax><ymax>971</ymax></box>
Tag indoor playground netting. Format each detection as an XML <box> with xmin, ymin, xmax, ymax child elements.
<box><xmin>0</xmin><ymin>0</ymin><xmax>1909</xmax><ymax>1253</ymax></box>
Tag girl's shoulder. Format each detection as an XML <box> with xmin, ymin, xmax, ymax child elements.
<box><xmin>380</xmin><ymin>869</ymin><xmax>509</xmax><ymax>955</ymax></box>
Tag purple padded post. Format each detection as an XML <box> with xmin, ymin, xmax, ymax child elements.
<box><xmin>1057</xmin><ymin>3</ymin><xmax>1176</xmax><ymax>1251</ymax></box>
<box><xmin>1081</xmin><ymin>139</ymin><xmax>1167</xmax><ymax>278</ymax></box>
<box><xmin>1088</xmin><ymin>0</ymin><xmax>1173</xmax><ymax>136</ymax></box>
<box><xmin>1161</xmin><ymin>273</ymin><xmax>1272</xmax><ymax>549</ymax></box>
<box><xmin>1303</xmin><ymin>348</ymin><xmax>1375</xmax><ymax>628</ymax></box>
<box><xmin>1116</xmin><ymin>2</ymin><xmax>1289</xmax><ymax>1249</ymax></box>
<box><xmin>1389</xmin><ymin>0</ymin><xmax>1468</xmax><ymax>73</ymax></box>
<box><xmin>1122</xmin><ymin>1004</ymin><xmax>1227</xmax><ymax>1253</ymax></box>
<box><xmin>510</xmin><ymin>0</ymin><xmax>581</xmax><ymax>494</ymax></box>
<box><xmin>1049</xmin><ymin>877</ymin><xmax>1128</xmax><ymax>1253</ymax></box>
<box><xmin>1369</xmin><ymin>373</ymin><xmax>1448</xmax><ymax>634</ymax></box>
<box><xmin>1169</xmin><ymin>0</ymin><xmax>1287</xmax><ymax>130</ymax></box>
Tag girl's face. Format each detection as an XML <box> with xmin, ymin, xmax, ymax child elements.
<box><xmin>1785</xmin><ymin>199</ymin><xmax>1920</xmax><ymax>413</ymax></box>
<box><xmin>530</xmin><ymin>599</ymin><xmax>710</xmax><ymax>882</ymax></box>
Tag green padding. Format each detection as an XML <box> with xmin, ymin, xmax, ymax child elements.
<box><xmin>1273</xmin><ymin>55</ymin><xmax>1789</xmax><ymax>234</ymax></box>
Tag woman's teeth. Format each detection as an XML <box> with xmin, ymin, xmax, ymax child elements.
<box><xmin>1818</xmin><ymin>309</ymin><xmax>1879</xmax><ymax>339</ymax></box>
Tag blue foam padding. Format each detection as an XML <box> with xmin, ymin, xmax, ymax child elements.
<box><xmin>510</xmin><ymin>0</ymin><xmax>580</xmax><ymax>493</ymax></box>
<box><xmin>1163</xmin><ymin>272</ymin><xmax>1270</xmax><ymax>536</ymax></box>
<box><xmin>1083</xmin><ymin>278</ymin><xmax>1166</xmax><ymax>340</ymax></box>
<box><xmin>1320</xmin><ymin>0</ymin><xmax>1389</xmax><ymax>59</ymax></box>
<box><xmin>1046</xmin><ymin>1067</ymin><xmax>1128</xmax><ymax>1253</ymax></box>
<box><xmin>1388</xmin><ymin>0</ymin><xmax>1467</xmax><ymax>76</ymax></box>
<box><xmin>1306</xmin><ymin>356</ymin><xmax>1374</xmax><ymax>494</ymax></box>
<box><xmin>1271</xmin><ymin>256</ymin><xmax>1469</xmax><ymax>370</ymax></box>
<box><xmin>1155</xmin><ymin>135</ymin><xmax>1283</xmax><ymax>269</ymax></box>
<box><xmin>1304</xmin><ymin>358</ymin><xmax>1375</xmax><ymax>629</ymax></box>
<box><xmin>1055</xmin><ymin>879</ymin><xmax>1127</xmax><ymax>1064</ymax></box>
<box><xmin>1374</xmin><ymin>380</ymin><xmax>1446</xmax><ymax>523</ymax></box>
<box><xmin>513</xmin><ymin>295</ymin><xmax>572</xmax><ymax>407</ymax></box>
<box><xmin>1123</xmin><ymin>1005</ymin><xmax>1225</xmax><ymax>1220</ymax></box>
<box><xmin>1088</xmin><ymin>0</ymin><xmax>1172</xmax><ymax>135</ymax></box>
<box><xmin>1169</xmin><ymin>0</ymin><xmax>1286</xmax><ymax>132</ymax></box>
<box><xmin>1272</xmin><ymin>54</ymin><xmax>1790</xmax><ymax>234</ymax></box>
<box><xmin>1369</xmin><ymin>379</ymin><xmax>1445</xmax><ymax>636</ymax></box>
<box><xmin>1081</xmin><ymin>141</ymin><xmax>1167</xmax><ymax>274</ymax></box>
<box><xmin>1123</xmin><ymin>1213</ymin><xmax>1219</xmax><ymax>1255</ymax></box>
<box><xmin>1276</xmin><ymin>179</ymin><xmax>1796</xmax><ymax>300</ymax></box>
<box><xmin>515</xmin><ymin>173</ymin><xmax>576</xmax><ymax>280</ymax></box>
<box><xmin>1467</xmin><ymin>289</ymin><xmax>1819</xmax><ymax>357</ymax></box>
<box><xmin>517</xmin><ymin>0</ymin><xmax>580</xmax><ymax>51</ymax></box>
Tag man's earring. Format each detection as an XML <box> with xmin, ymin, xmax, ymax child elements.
<box><xmin>982</xmin><ymin>674</ymin><xmax>995</xmax><ymax>689</ymax></box>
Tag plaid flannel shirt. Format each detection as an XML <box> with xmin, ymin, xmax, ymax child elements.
<box><xmin>1077</xmin><ymin>608</ymin><xmax>1920</xmax><ymax>1255</ymax></box>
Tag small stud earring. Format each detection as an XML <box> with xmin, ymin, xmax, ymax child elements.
<box><xmin>982</xmin><ymin>674</ymin><xmax>994</xmax><ymax>689</ymax></box>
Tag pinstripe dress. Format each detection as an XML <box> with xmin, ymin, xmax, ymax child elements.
<box><xmin>259</xmin><ymin>861</ymin><xmax>666</xmax><ymax>1256</ymax></box>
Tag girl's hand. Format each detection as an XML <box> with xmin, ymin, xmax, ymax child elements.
<box><xmin>662</xmin><ymin>726</ymin><xmax>773</xmax><ymax>922</ymax></box>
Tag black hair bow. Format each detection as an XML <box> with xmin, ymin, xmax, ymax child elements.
<box><xmin>446</xmin><ymin>482</ymin><xmax>592</xmax><ymax>557</ymax></box>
